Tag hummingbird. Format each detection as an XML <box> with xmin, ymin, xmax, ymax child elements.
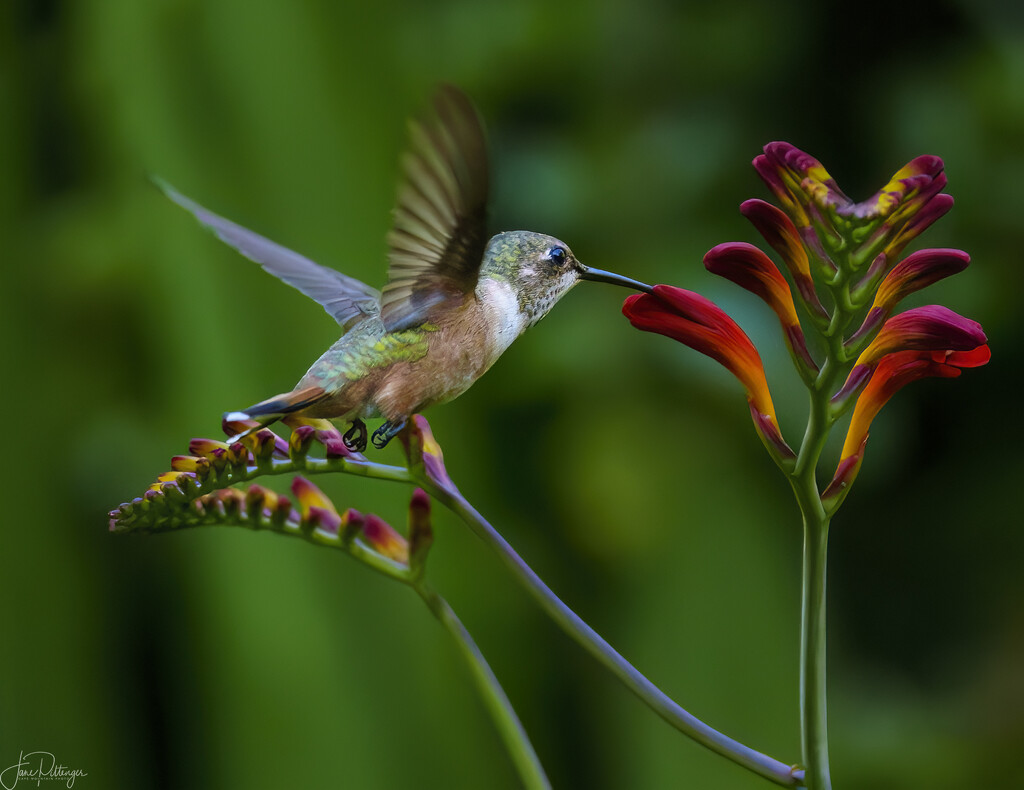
<box><xmin>160</xmin><ymin>86</ymin><xmax>652</xmax><ymax>451</ymax></box>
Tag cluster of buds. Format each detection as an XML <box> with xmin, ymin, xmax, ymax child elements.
<box><xmin>624</xmin><ymin>142</ymin><xmax>989</xmax><ymax>508</ymax></box>
<box><xmin>109</xmin><ymin>417</ymin><xmax>434</xmax><ymax>579</ymax></box>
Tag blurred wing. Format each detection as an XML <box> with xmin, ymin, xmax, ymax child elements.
<box><xmin>157</xmin><ymin>179</ymin><xmax>380</xmax><ymax>331</ymax></box>
<box><xmin>382</xmin><ymin>85</ymin><xmax>489</xmax><ymax>331</ymax></box>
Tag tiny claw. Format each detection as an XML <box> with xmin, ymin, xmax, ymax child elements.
<box><xmin>343</xmin><ymin>419</ymin><xmax>368</xmax><ymax>452</ymax></box>
<box><xmin>371</xmin><ymin>419</ymin><xmax>407</xmax><ymax>449</ymax></box>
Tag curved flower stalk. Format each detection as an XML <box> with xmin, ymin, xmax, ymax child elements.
<box><xmin>399</xmin><ymin>415</ymin><xmax>803</xmax><ymax>786</ymax></box>
<box><xmin>110</xmin><ymin>415</ymin><xmax>804</xmax><ymax>787</ymax></box>
<box><xmin>622</xmin><ymin>141</ymin><xmax>989</xmax><ymax>789</ymax></box>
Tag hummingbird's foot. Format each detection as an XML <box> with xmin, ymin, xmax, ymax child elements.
<box><xmin>371</xmin><ymin>419</ymin><xmax>407</xmax><ymax>450</ymax></box>
<box><xmin>343</xmin><ymin>419</ymin><xmax>368</xmax><ymax>452</ymax></box>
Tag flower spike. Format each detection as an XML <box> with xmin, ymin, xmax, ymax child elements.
<box><xmin>623</xmin><ymin>285</ymin><xmax>794</xmax><ymax>460</ymax></box>
<box><xmin>753</xmin><ymin>144</ymin><xmax>842</xmax><ymax>271</ymax></box>
<box><xmin>752</xmin><ymin>143</ymin><xmax>953</xmax><ymax>280</ymax></box>
<box><xmin>873</xmin><ymin>249</ymin><xmax>969</xmax><ymax>312</ymax></box>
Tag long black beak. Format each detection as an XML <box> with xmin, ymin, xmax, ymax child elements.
<box><xmin>579</xmin><ymin>265</ymin><xmax>654</xmax><ymax>294</ymax></box>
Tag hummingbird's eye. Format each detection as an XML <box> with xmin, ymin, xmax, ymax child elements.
<box><xmin>547</xmin><ymin>246</ymin><xmax>568</xmax><ymax>266</ymax></box>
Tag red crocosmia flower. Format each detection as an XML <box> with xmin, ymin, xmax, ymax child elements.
<box><xmin>854</xmin><ymin>154</ymin><xmax>946</xmax><ymax>221</ymax></box>
<box><xmin>872</xmin><ymin>249</ymin><xmax>970</xmax><ymax>314</ymax></box>
<box><xmin>755</xmin><ymin>143</ymin><xmax>847</xmax><ymax>219</ymax></box>
<box><xmin>856</xmin><ymin>305</ymin><xmax>987</xmax><ymax>367</ymax></box>
<box><xmin>823</xmin><ymin>345</ymin><xmax>991</xmax><ymax>502</ymax></box>
<box><xmin>739</xmin><ymin>199</ymin><xmax>828</xmax><ymax>319</ymax></box>
<box><xmin>740</xmin><ymin>199</ymin><xmax>811</xmax><ymax>278</ymax></box>
<box><xmin>883</xmin><ymin>193</ymin><xmax>954</xmax><ymax>261</ymax></box>
<box><xmin>623</xmin><ymin>285</ymin><xmax>794</xmax><ymax>458</ymax></box>
<box><xmin>834</xmin><ymin>305</ymin><xmax>987</xmax><ymax>406</ymax></box>
<box><xmin>856</xmin><ymin>193</ymin><xmax>955</xmax><ymax>270</ymax></box>
<box><xmin>848</xmin><ymin>249</ymin><xmax>970</xmax><ymax>346</ymax></box>
<box><xmin>704</xmin><ymin>243</ymin><xmax>800</xmax><ymax>326</ymax></box>
<box><xmin>704</xmin><ymin>242</ymin><xmax>818</xmax><ymax>373</ymax></box>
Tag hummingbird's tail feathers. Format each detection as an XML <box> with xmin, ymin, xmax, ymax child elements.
<box><xmin>223</xmin><ymin>385</ymin><xmax>330</xmax><ymax>442</ymax></box>
<box><xmin>236</xmin><ymin>385</ymin><xmax>330</xmax><ymax>420</ymax></box>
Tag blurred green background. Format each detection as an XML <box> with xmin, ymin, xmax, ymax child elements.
<box><xmin>2</xmin><ymin>0</ymin><xmax>1021</xmax><ymax>787</ymax></box>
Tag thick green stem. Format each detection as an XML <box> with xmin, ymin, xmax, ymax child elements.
<box><xmin>415</xmin><ymin>582</ymin><xmax>550</xmax><ymax>790</ymax></box>
<box><xmin>798</xmin><ymin>511</ymin><xmax>831</xmax><ymax>790</ymax></box>
<box><xmin>426</xmin><ymin>482</ymin><xmax>803</xmax><ymax>787</ymax></box>
<box><xmin>787</xmin><ymin>425</ymin><xmax>833</xmax><ymax>790</ymax></box>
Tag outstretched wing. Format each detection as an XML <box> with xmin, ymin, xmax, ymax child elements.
<box><xmin>382</xmin><ymin>85</ymin><xmax>490</xmax><ymax>331</ymax></box>
<box><xmin>157</xmin><ymin>179</ymin><xmax>380</xmax><ymax>331</ymax></box>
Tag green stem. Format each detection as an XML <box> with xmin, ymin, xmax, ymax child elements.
<box><xmin>785</xmin><ymin>266</ymin><xmax>853</xmax><ymax>789</ymax></box>
<box><xmin>415</xmin><ymin>582</ymin><xmax>550</xmax><ymax>790</ymax></box>
<box><xmin>787</xmin><ymin>392</ymin><xmax>834</xmax><ymax>790</ymax></box>
<box><xmin>426</xmin><ymin>481</ymin><xmax>803</xmax><ymax>787</ymax></box>
<box><xmin>789</xmin><ymin>419</ymin><xmax>832</xmax><ymax>790</ymax></box>
<box><xmin>283</xmin><ymin>455</ymin><xmax>413</xmax><ymax>483</ymax></box>
<box><xmin>798</xmin><ymin>510</ymin><xmax>831</xmax><ymax>790</ymax></box>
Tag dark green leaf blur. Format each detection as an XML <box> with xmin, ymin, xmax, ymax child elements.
<box><xmin>2</xmin><ymin>0</ymin><xmax>1021</xmax><ymax>787</ymax></box>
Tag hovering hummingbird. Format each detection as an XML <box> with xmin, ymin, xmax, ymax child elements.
<box><xmin>160</xmin><ymin>86</ymin><xmax>652</xmax><ymax>451</ymax></box>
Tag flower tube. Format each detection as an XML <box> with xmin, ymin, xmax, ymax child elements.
<box><xmin>704</xmin><ymin>242</ymin><xmax>818</xmax><ymax>377</ymax></box>
<box><xmin>833</xmin><ymin>305</ymin><xmax>987</xmax><ymax>410</ymax></box>
<box><xmin>623</xmin><ymin>285</ymin><xmax>794</xmax><ymax>459</ymax></box>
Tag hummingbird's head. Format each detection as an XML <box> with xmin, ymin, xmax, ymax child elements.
<box><xmin>482</xmin><ymin>231</ymin><xmax>652</xmax><ymax>326</ymax></box>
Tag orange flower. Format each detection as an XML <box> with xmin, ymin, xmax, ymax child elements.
<box><xmin>823</xmin><ymin>345</ymin><xmax>991</xmax><ymax>504</ymax></box>
<box><xmin>739</xmin><ymin>199</ymin><xmax>828</xmax><ymax>319</ymax></box>
<box><xmin>623</xmin><ymin>285</ymin><xmax>794</xmax><ymax>459</ymax></box>
<box><xmin>703</xmin><ymin>242</ymin><xmax>818</xmax><ymax>375</ymax></box>
<box><xmin>847</xmin><ymin>249</ymin><xmax>970</xmax><ymax>347</ymax></box>
<box><xmin>833</xmin><ymin>305</ymin><xmax>988</xmax><ymax>409</ymax></box>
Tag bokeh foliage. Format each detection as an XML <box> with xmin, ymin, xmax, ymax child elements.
<box><xmin>2</xmin><ymin>0</ymin><xmax>1021</xmax><ymax>787</ymax></box>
